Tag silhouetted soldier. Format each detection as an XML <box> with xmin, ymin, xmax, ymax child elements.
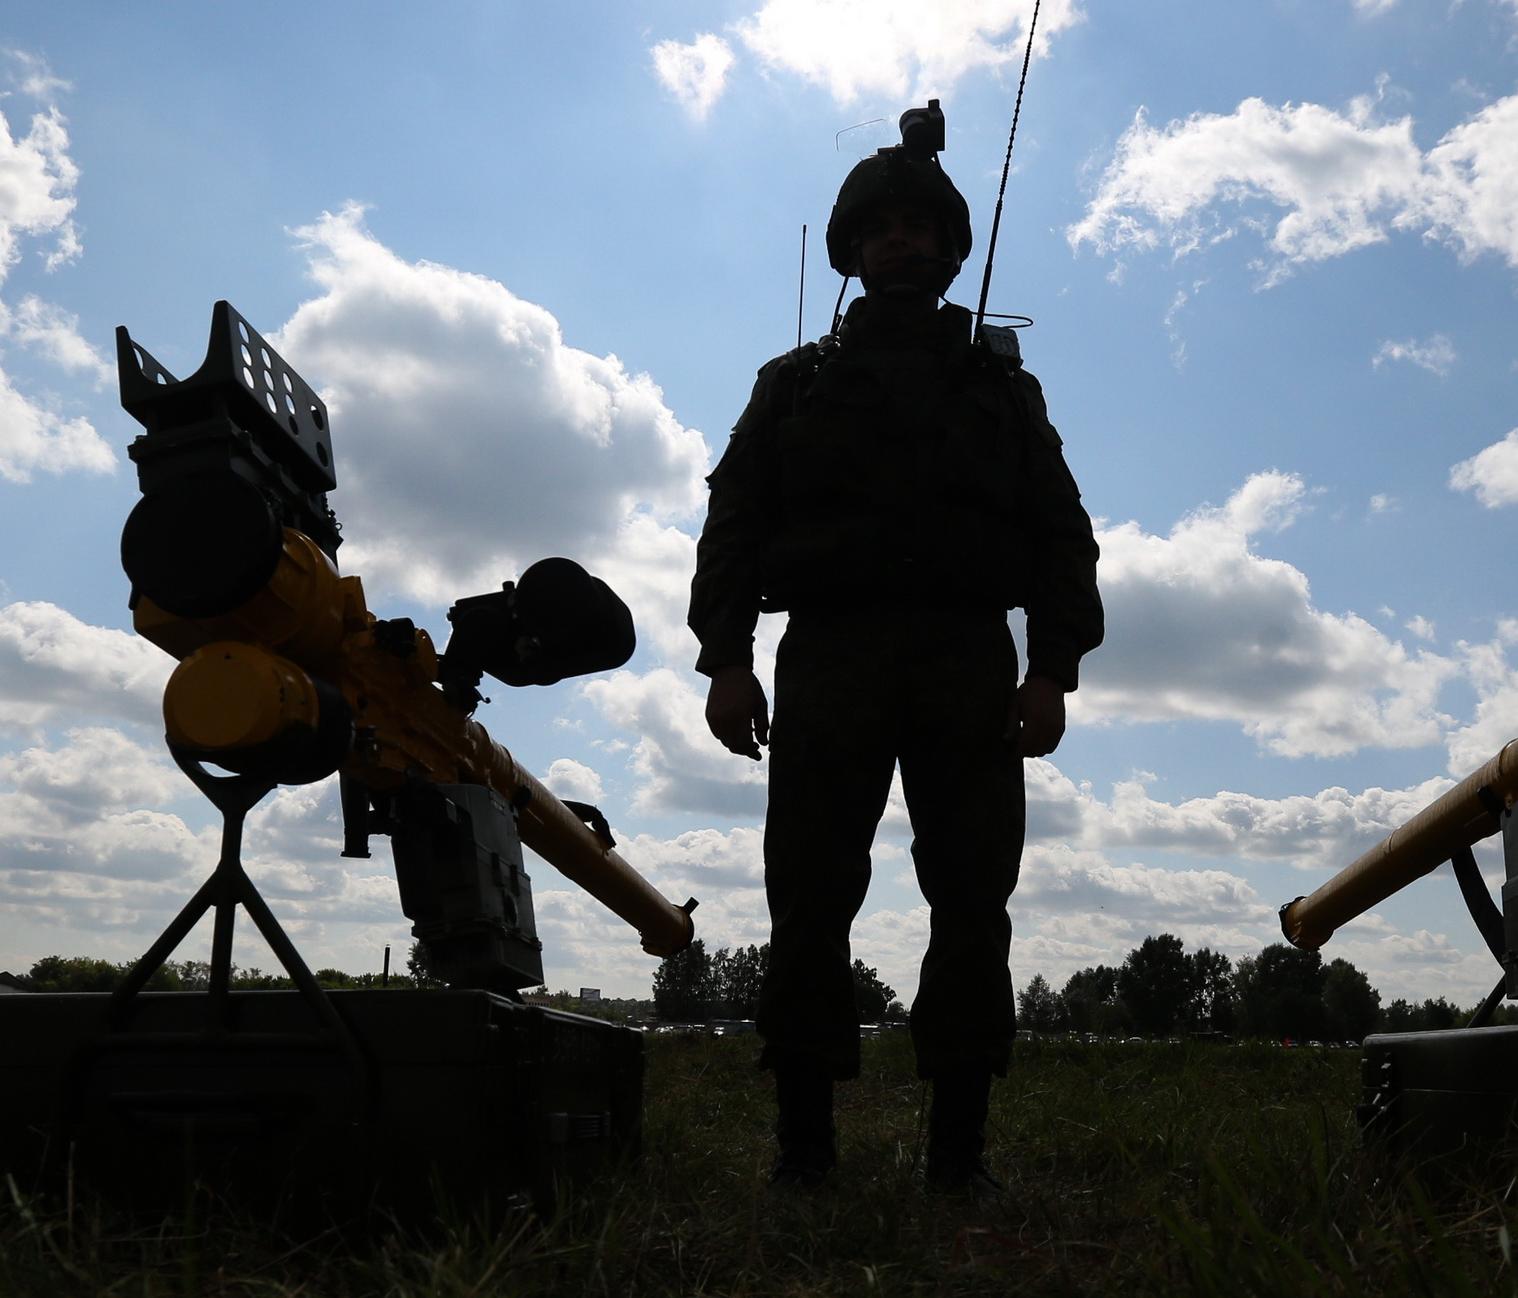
<box><xmin>688</xmin><ymin>132</ymin><xmax>1103</xmax><ymax>1191</ymax></box>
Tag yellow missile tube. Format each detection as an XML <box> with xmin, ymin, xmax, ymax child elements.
<box><xmin>139</xmin><ymin>529</ymin><xmax>695</xmax><ymax>958</ymax></box>
<box><xmin>1281</xmin><ymin>738</ymin><xmax>1518</xmax><ymax>950</ymax></box>
<box><xmin>164</xmin><ymin>642</ymin><xmax>322</xmax><ymax>751</ymax></box>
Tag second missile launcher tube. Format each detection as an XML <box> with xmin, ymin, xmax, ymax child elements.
<box><xmin>142</xmin><ymin>527</ymin><xmax>696</xmax><ymax>959</ymax></box>
<box><xmin>1280</xmin><ymin>738</ymin><xmax>1518</xmax><ymax>951</ymax></box>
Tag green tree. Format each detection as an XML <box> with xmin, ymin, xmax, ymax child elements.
<box><xmin>1322</xmin><ymin>958</ymin><xmax>1380</xmax><ymax>1041</ymax></box>
<box><xmin>1118</xmin><ymin>934</ymin><xmax>1191</xmax><ymax>1035</ymax></box>
<box><xmin>714</xmin><ymin>943</ymin><xmax>767</xmax><ymax>1019</ymax></box>
<box><xmin>1017</xmin><ymin>972</ymin><xmax>1063</xmax><ymax>1032</ymax></box>
<box><xmin>406</xmin><ymin>940</ymin><xmax>444</xmax><ymax>989</ymax></box>
<box><xmin>1187</xmin><ymin>947</ymin><xmax>1234</xmax><ymax>1032</ymax></box>
<box><xmin>852</xmin><ymin>959</ymin><xmax>897</xmax><ymax>1022</ymax></box>
<box><xmin>231</xmin><ymin>966</ymin><xmax>292</xmax><ymax>989</ymax></box>
<box><xmin>653</xmin><ymin>938</ymin><xmax>715</xmax><ymax>1021</ymax></box>
<box><xmin>27</xmin><ymin>955</ymin><xmax>122</xmax><ymax>992</ymax></box>
<box><xmin>1420</xmin><ymin>996</ymin><xmax>1459</xmax><ymax>1030</ymax></box>
<box><xmin>174</xmin><ymin>960</ymin><xmax>213</xmax><ymax>990</ymax></box>
<box><xmin>1062</xmin><ymin>965</ymin><xmax>1123</xmax><ymax>1035</ymax></box>
<box><xmin>1381</xmin><ymin>998</ymin><xmax>1417</xmax><ymax>1032</ymax></box>
<box><xmin>1233</xmin><ymin>944</ymin><xmax>1326</xmax><ymax>1040</ymax></box>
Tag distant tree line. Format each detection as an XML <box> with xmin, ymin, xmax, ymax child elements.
<box><xmin>650</xmin><ymin>940</ymin><xmax>905</xmax><ymax>1023</ymax></box>
<box><xmin>5</xmin><ymin>954</ymin><xmax>418</xmax><ymax>993</ymax></box>
<box><xmin>3</xmin><ymin>953</ymin><xmax>656</xmax><ymax>1021</ymax></box>
<box><xmin>1017</xmin><ymin>934</ymin><xmax>1506</xmax><ymax>1041</ymax></box>
<box><xmin>13</xmin><ymin>937</ymin><xmax>1492</xmax><ymax>1041</ymax></box>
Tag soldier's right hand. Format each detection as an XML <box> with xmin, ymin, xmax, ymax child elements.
<box><xmin>705</xmin><ymin>666</ymin><xmax>770</xmax><ymax>761</ymax></box>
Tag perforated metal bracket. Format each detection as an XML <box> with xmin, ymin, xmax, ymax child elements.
<box><xmin>117</xmin><ymin>300</ymin><xmax>335</xmax><ymax>492</ymax></box>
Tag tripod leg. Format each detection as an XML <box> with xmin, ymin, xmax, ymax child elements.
<box><xmin>237</xmin><ymin>872</ymin><xmax>370</xmax><ymax>1088</ymax></box>
<box><xmin>108</xmin><ymin>871</ymin><xmax>220</xmax><ymax>1024</ymax></box>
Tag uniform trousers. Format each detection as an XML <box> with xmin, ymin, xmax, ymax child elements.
<box><xmin>755</xmin><ymin>604</ymin><xmax>1025</xmax><ymax>1080</ymax></box>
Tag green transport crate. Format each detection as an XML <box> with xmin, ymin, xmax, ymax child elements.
<box><xmin>0</xmin><ymin>988</ymin><xmax>642</xmax><ymax>1219</ymax></box>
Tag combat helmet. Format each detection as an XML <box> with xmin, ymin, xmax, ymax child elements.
<box><xmin>825</xmin><ymin>99</ymin><xmax>972</xmax><ymax>288</ymax></box>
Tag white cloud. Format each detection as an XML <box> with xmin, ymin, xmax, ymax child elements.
<box><xmin>6</xmin><ymin>50</ymin><xmax>70</xmax><ymax>105</ymax></box>
<box><xmin>5</xmin><ymin>293</ymin><xmax>112</xmax><ymax>383</ymax></box>
<box><xmin>1022</xmin><ymin>758</ymin><xmax>1456</xmax><ymax>876</ymax></box>
<box><xmin>1447</xmin><ymin>628</ymin><xmax>1518</xmax><ymax>775</ymax></box>
<box><xmin>1162</xmin><ymin>281</ymin><xmax>1206</xmax><ymax>370</ymax></box>
<box><xmin>1069</xmin><ymin>88</ymin><xmax>1518</xmax><ymax>284</ymax></box>
<box><xmin>0</xmin><ymin>737</ymin><xmax>411</xmax><ymax>977</ymax></box>
<box><xmin>0</xmin><ymin>732</ymin><xmax>212</xmax><ymax>887</ymax></box>
<box><xmin>851</xmin><ymin>905</ymin><xmax>931</xmax><ymax>996</ymax></box>
<box><xmin>0</xmin><ymin>93</ymin><xmax>80</xmax><ymax>280</ymax></box>
<box><xmin>1352</xmin><ymin>0</ymin><xmax>1398</xmax><ymax>13</ymax></box>
<box><xmin>1019</xmin><ymin>844</ymin><xmax>1267</xmax><ymax>925</ymax></box>
<box><xmin>542</xmin><ymin>757</ymin><xmax>604</xmax><ymax>805</ymax></box>
<box><xmin>275</xmin><ymin>205</ymin><xmax>709</xmax><ymax>619</ymax></box>
<box><xmin>1081</xmin><ymin>472</ymin><xmax>1457</xmax><ymax>757</ymax></box>
<box><xmin>1450</xmin><ymin>429</ymin><xmax>1518</xmax><ymax>508</ymax></box>
<box><xmin>1405</xmin><ymin>615</ymin><xmax>1435</xmax><ymax>641</ymax></box>
<box><xmin>0</xmin><ymin>726</ymin><xmax>181</xmax><ymax>812</ymax></box>
<box><xmin>1420</xmin><ymin>93</ymin><xmax>1518</xmax><ymax>268</ymax></box>
<box><xmin>621</xmin><ymin>825</ymin><xmax>765</xmax><ymax>895</ymax></box>
<box><xmin>581</xmin><ymin>667</ymin><xmax>769</xmax><ymax>818</ymax></box>
<box><xmin>1369</xmin><ymin>493</ymin><xmax>1398</xmax><ymax>514</ymax></box>
<box><xmin>0</xmin><ymin>364</ymin><xmax>113</xmax><ymax>481</ymax></box>
<box><xmin>0</xmin><ymin>71</ymin><xmax>110</xmax><ymax>481</ymax></box>
<box><xmin>1084</xmin><ymin>772</ymin><xmax>1453</xmax><ymax>872</ymax></box>
<box><xmin>0</xmin><ymin>602</ymin><xmax>170</xmax><ymax>733</ymax></box>
<box><xmin>651</xmin><ymin>34</ymin><xmax>735</xmax><ymax>120</ymax></box>
<box><xmin>588</xmin><ymin>513</ymin><xmax>699</xmax><ymax>663</ymax></box>
<box><xmin>732</xmin><ymin>0</ymin><xmax>1083</xmax><ymax>105</ymax></box>
<box><xmin>1372</xmin><ymin>333</ymin><xmax>1455</xmax><ymax>376</ymax></box>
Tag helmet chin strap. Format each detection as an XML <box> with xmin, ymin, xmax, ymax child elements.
<box><xmin>860</xmin><ymin>254</ymin><xmax>960</xmax><ymax>302</ymax></box>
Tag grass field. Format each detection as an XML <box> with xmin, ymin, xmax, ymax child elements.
<box><xmin>2</xmin><ymin>1032</ymin><xmax>1514</xmax><ymax>1297</ymax></box>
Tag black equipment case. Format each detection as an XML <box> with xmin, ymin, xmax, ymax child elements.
<box><xmin>1360</xmin><ymin>1025</ymin><xmax>1518</xmax><ymax>1161</ymax></box>
<box><xmin>0</xmin><ymin>989</ymin><xmax>642</xmax><ymax>1218</ymax></box>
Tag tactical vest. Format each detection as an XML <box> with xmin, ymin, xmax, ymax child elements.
<box><xmin>758</xmin><ymin>343</ymin><xmax>1032</xmax><ymax>613</ymax></box>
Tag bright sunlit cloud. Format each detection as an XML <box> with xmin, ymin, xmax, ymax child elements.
<box><xmin>651</xmin><ymin>34</ymin><xmax>735</xmax><ymax>120</ymax></box>
<box><xmin>1082</xmin><ymin>473</ymin><xmax>1456</xmax><ymax>757</ymax></box>
<box><xmin>1069</xmin><ymin>88</ymin><xmax>1518</xmax><ymax>285</ymax></box>
<box><xmin>1450</xmin><ymin>429</ymin><xmax>1518</xmax><ymax>508</ymax></box>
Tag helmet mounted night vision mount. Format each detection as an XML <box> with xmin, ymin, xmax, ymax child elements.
<box><xmin>896</xmin><ymin>99</ymin><xmax>945</xmax><ymax>161</ymax></box>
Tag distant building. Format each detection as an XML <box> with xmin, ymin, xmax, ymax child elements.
<box><xmin>579</xmin><ymin>987</ymin><xmax>601</xmax><ymax>1003</ymax></box>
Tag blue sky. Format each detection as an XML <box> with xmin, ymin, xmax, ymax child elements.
<box><xmin>1</xmin><ymin>1</ymin><xmax>1515</xmax><ymax>1006</ymax></box>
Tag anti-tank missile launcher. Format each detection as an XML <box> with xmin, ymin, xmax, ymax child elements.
<box><xmin>0</xmin><ymin>301</ymin><xmax>693</xmax><ymax>1218</ymax></box>
<box><xmin>117</xmin><ymin>300</ymin><xmax>696</xmax><ymax>985</ymax></box>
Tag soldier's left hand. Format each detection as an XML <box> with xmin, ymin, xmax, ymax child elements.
<box><xmin>1008</xmin><ymin>676</ymin><xmax>1066</xmax><ymax>758</ymax></box>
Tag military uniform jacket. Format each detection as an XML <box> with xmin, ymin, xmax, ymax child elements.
<box><xmin>688</xmin><ymin>298</ymin><xmax>1103</xmax><ymax>690</ymax></box>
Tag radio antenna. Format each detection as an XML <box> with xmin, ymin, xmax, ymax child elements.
<box><xmin>796</xmin><ymin>224</ymin><xmax>807</xmax><ymax>352</ymax></box>
<box><xmin>974</xmin><ymin>0</ymin><xmax>1042</xmax><ymax>338</ymax></box>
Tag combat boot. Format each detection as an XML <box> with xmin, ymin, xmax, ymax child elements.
<box><xmin>770</xmin><ymin>1057</ymin><xmax>836</xmax><ymax>1188</ymax></box>
<box><xmin>924</xmin><ymin>1064</ymin><xmax>1002</xmax><ymax>1197</ymax></box>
